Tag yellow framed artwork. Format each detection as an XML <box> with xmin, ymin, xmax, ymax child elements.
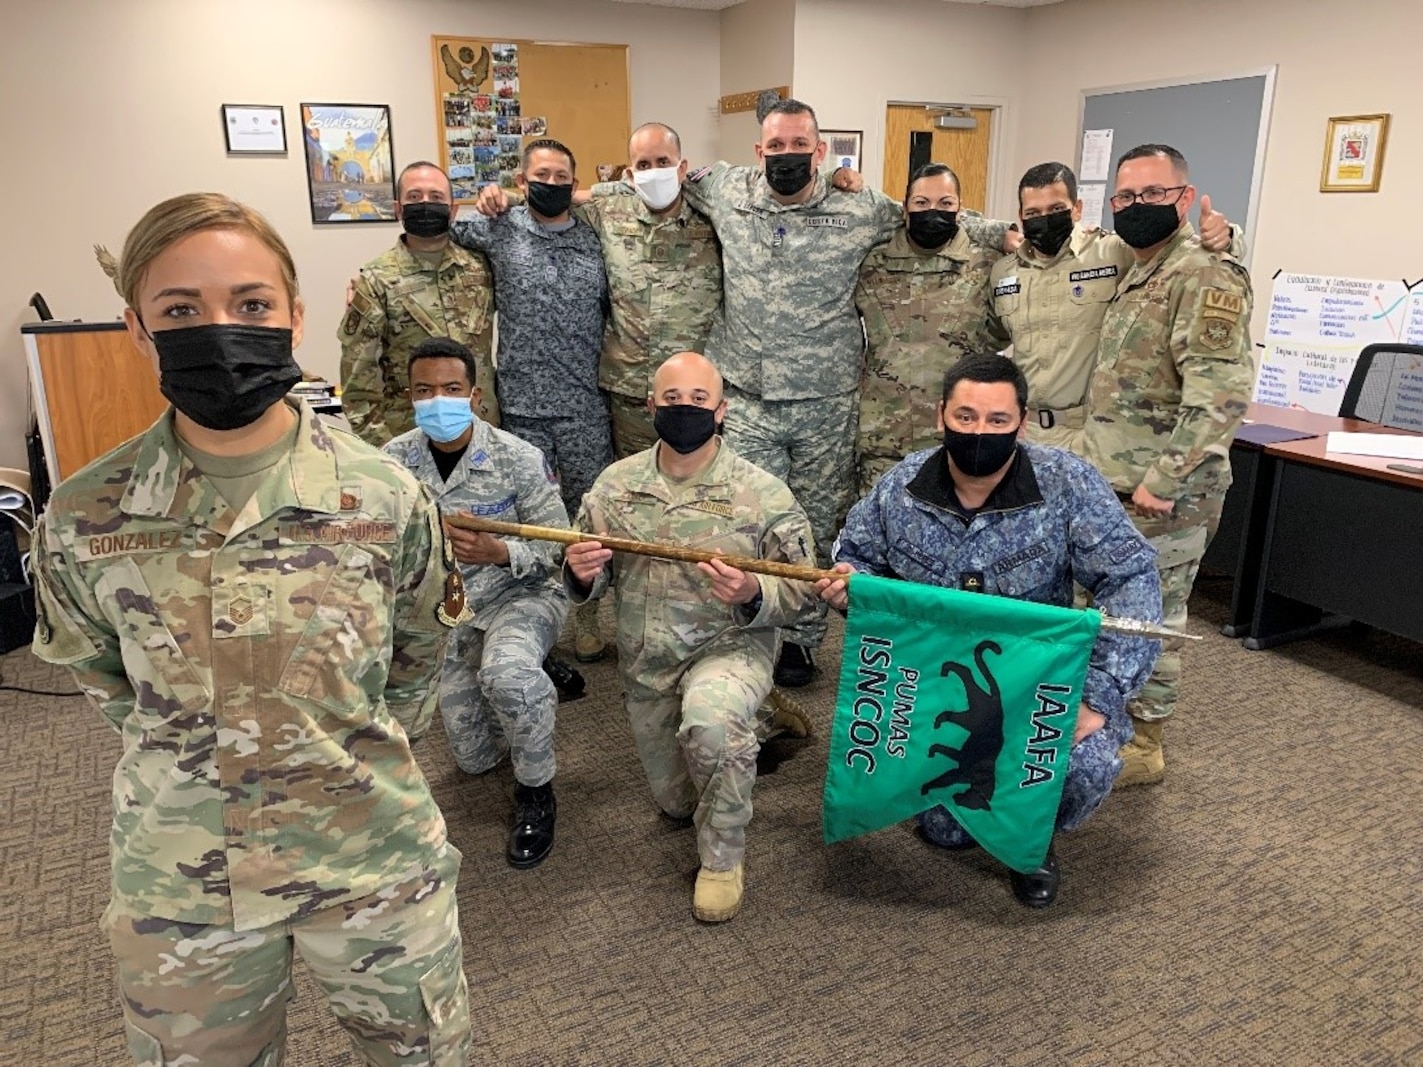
<box><xmin>1320</xmin><ymin>113</ymin><xmax>1390</xmax><ymax>193</ymax></box>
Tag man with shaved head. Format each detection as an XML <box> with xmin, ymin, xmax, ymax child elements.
<box><xmin>564</xmin><ymin>352</ymin><xmax>817</xmax><ymax>923</ymax></box>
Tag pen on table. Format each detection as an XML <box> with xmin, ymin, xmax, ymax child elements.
<box><xmin>1385</xmin><ymin>463</ymin><xmax>1423</xmax><ymax>475</ymax></box>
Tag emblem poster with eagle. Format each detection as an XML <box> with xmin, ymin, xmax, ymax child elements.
<box><xmin>431</xmin><ymin>35</ymin><xmax>632</xmax><ymax>205</ymax></box>
<box><xmin>822</xmin><ymin>574</ymin><xmax>1101</xmax><ymax>873</ymax></box>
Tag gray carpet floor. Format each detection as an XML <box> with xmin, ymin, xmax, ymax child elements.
<box><xmin>2</xmin><ymin>582</ymin><xmax>1421</xmax><ymax>1066</ymax></box>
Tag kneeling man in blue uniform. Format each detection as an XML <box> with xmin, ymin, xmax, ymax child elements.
<box><xmin>817</xmin><ymin>352</ymin><xmax>1162</xmax><ymax>907</ymax></box>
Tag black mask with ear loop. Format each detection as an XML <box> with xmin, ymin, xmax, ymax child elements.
<box><xmin>143</xmin><ymin>321</ymin><xmax>302</xmax><ymax>431</ymax></box>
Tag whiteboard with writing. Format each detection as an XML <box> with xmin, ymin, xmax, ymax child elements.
<box><xmin>1254</xmin><ymin>274</ymin><xmax>1423</xmax><ymax>414</ymax></box>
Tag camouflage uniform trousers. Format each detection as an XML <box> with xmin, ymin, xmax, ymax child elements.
<box><xmin>440</xmin><ymin>590</ymin><xmax>566</xmax><ymax>785</ymax></box>
<box><xmin>609</xmin><ymin>390</ymin><xmax>658</xmax><ymax>461</ymax></box>
<box><xmin>102</xmin><ymin>850</ymin><xmax>470</xmax><ymax>1067</ymax></box>
<box><xmin>858</xmin><ymin>453</ymin><xmax>900</xmax><ymax>500</ymax></box>
<box><xmin>722</xmin><ymin>384</ymin><xmax>858</xmax><ymax>649</ymax></box>
<box><xmin>623</xmin><ymin>645</ymin><xmax>774</xmax><ymax>871</ymax></box>
<box><xmin>502</xmin><ymin>411</ymin><xmax>615</xmax><ymax>522</ymax></box>
<box><xmin>1125</xmin><ymin>491</ymin><xmax>1224</xmax><ymax>723</ymax></box>
<box><xmin>919</xmin><ymin>709</ymin><xmax>1134</xmax><ymax>847</ymax></box>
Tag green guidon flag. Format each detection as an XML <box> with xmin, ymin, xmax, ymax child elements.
<box><xmin>822</xmin><ymin>573</ymin><xmax>1102</xmax><ymax>873</ymax></box>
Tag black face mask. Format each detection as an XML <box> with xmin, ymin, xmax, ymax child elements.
<box><xmin>400</xmin><ymin>201</ymin><xmax>452</xmax><ymax>238</ymax></box>
<box><xmin>653</xmin><ymin>404</ymin><xmax>720</xmax><ymax>455</ymax></box>
<box><xmin>151</xmin><ymin>324</ymin><xmax>302</xmax><ymax>431</ymax></box>
<box><xmin>906</xmin><ymin>209</ymin><xmax>959</xmax><ymax>249</ymax></box>
<box><xmin>1113</xmin><ymin>202</ymin><xmax>1181</xmax><ymax>250</ymax></box>
<box><xmin>526</xmin><ymin>181</ymin><xmax>574</xmax><ymax>218</ymax></box>
<box><xmin>763</xmin><ymin>152</ymin><xmax>815</xmax><ymax>197</ymax></box>
<box><xmin>1022</xmin><ymin>210</ymin><xmax>1074</xmax><ymax>257</ymax></box>
<box><xmin>943</xmin><ymin>426</ymin><xmax>1018</xmax><ymax>478</ymax></box>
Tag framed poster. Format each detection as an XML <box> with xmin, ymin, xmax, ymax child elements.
<box><xmin>222</xmin><ymin>104</ymin><xmax>287</xmax><ymax>154</ymax></box>
<box><xmin>300</xmin><ymin>103</ymin><xmax>397</xmax><ymax>224</ymax></box>
<box><xmin>822</xmin><ymin>129</ymin><xmax>863</xmax><ymax>173</ymax></box>
<box><xmin>1320</xmin><ymin>113</ymin><xmax>1390</xmax><ymax>193</ymax></box>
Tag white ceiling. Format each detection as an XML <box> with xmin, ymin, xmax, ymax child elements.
<box><xmin>604</xmin><ymin>0</ymin><xmax>1064</xmax><ymax>9</ymax></box>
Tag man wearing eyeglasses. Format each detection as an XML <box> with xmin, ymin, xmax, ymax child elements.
<box><xmin>991</xmin><ymin>161</ymin><xmax>1240</xmax><ymax>452</ymax></box>
<box><xmin>1083</xmin><ymin>143</ymin><xmax>1253</xmax><ymax>788</ymax></box>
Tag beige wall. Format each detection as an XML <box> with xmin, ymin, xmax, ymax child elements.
<box><xmin>1017</xmin><ymin>0</ymin><xmax>1422</xmax><ymax>340</ymax></box>
<box><xmin>718</xmin><ymin>0</ymin><xmax>797</xmax><ymax>162</ymax></box>
<box><xmin>0</xmin><ymin>0</ymin><xmax>720</xmax><ymax>470</ymax></box>
<box><xmin>793</xmin><ymin>0</ymin><xmax>1028</xmax><ymax>218</ymax></box>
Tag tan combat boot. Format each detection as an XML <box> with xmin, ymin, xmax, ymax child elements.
<box><xmin>573</xmin><ymin>600</ymin><xmax>605</xmax><ymax>663</ymax></box>
<box><xmin>763</xmin><ymin>687</ymin><xmax>813</xmax><ymax>740</ymax></box>
<box><xmin>1115</xmin><ymin>719</ymin><xmax>1165</xmax><ymax>788</ymax></box>
<box><xmin>692</xmin><ymin>862</ymin><xmax>744</xmax><ymax>922</ymax></box>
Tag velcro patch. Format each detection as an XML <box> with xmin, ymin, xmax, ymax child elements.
<box><xmin>689</xmin><ymin>165</ymin><xmax>712</xmax><ymax>182</ymax></box>
<box><xmin>806</xmin><ymin>216</ymin><xmax>848</xmax><ymax>229</ymax></box>
<box><xmin>995</xmin><ymin>541</ymin><xmax>1050</xmax><ymax>573</ymax></box>
<box><xmin>994</xmin><ymin>281</ymin><xmax>1021</xmax><ymax>297</ymax></box>
<box><xmin>1202</xmin><ymin>288</ymin><xmax>1244</xmax><ymax>320</ymax></box>
<box><xmin>1069</xmin><ymin>265</ymin><xmax>1118</xmax><ymax>282</ymax></box>
<box><xmin>689</xmin><ymin>501</ymin><xmax>735</xmax><ymax>519</ymax></box>
<box><xmin>280</xmin><ymin>522</ymin><xmax>398</xmax><ymax>544</ymax></box>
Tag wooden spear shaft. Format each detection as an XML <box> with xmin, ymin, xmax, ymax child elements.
<box><xmin>444</xmin><ymin>514</ymin><xmax>1197</xmax><ymax>642</ymax></box>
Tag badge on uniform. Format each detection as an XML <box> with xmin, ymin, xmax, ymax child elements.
<box><xmin>960</xmin><ymin>571</ymin><xmax>985</xmax><ymax>593</ymax></box>
<box><xmin>1072</xmin><ymin>284</ymin><xmax>1084</xmax><ymax>298</ymax></box>
<box><xmin>341</xmin><ymin>306</ymin><xmax>361</xmax><ymax>337</ymax></box>
<box><xmin>689</xmin><ymin>164</ymin><xmax>712</xmax><ymax>182</ymax></box>
<box><xmin>994</xmin><ymin>278</ymin><xmax>1020</xmax><ymax>298</ymax></box>
<box><xmin>340</xmin><ymin>487</ymin><xmax>363</xmax><ymax>512</ymax></box>
<box><xmin>1199</xmin><ymin>287</ymin><xmax>1243</xmax><ymax>351</ymax></box>
<box><xmin>436</xmin><ymin>528</ymin><xmax>473</xmax><ymax>627</ymax></box>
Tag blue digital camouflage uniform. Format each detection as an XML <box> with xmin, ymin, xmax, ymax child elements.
<box><xmin>566</xmin><ymin>440</ymin><xmax>818</xmax><ymax>871</ymax></box>
<box><xmin>1084</xmin><ymin>220</ymin><xmax>1253</xmax><ymax>724</ymax></box>
<box><xmin>450</xmin><ymin>206</ymin><xmax>614</xmax><ymax>519</ymax></box>
<box><xmin>384</xmin><ymin>417</ymin><xmax>570</xmax><ymax>785</ymax></box>
<box><xmin>832</xmin><ymin>442</ymin><xmax>1162</xmax><ymax>846</ymax></box>
<box><xmin>29</xmin><ymin>400</ymin><xmax>473</xmax><ymax>1065</ymax></box>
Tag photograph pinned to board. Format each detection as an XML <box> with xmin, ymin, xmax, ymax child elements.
<box><xmin>301</xmin><ymin>103</ymin><xmax>397</xmax><ymax>224</ymax></box>
<box><xmin>1320</xmin><ymin>113</ymin><xmax>1390</xmax><ymax>192</ymax></box>
<box><xmin>222</xmin><ymin>104</ymin><xmax>287</xmax><ymax>154</ymax></box>
<box><xmin>822</xmin><ymin>130</ymin><xmax>862</xmax><ymax>174</ymax></box>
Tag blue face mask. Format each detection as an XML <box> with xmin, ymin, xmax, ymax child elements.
<box><xmin>414</xmin><ymin>396</ymin><xmax>474</xmax><ymax>443</ymax></box>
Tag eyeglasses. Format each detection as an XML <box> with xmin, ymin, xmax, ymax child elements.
<box><xmin>1108</xmin><ymin>185</ymin><xmax>1187</xmax><ymax>210</ymax></box>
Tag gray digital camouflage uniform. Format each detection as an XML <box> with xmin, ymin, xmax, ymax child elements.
<box><xmin>450</xmin><ymin>206</ymin><xmax>614</xmax><ymax>519</ymax></box>
<box><xmin>338</xmin><ymin>237</ymin><xmax>498</xmax><ymax>445</ymax></box>
<box><xmin>583</xmin><ymin>183</ymin><xmax>723</xmax><ymax>458</ymax></box>
<box><xmin>855</xmin><ymin>226</ymin><xmax>1009</xmax><ymax>495</ymax></box>
<box><xmin>566</xmin><ymin>440</ymin><xmax>817</xmax><ymax>871</ymax></box>
<box><xmin>1084</xmin><ymin>221</ymin><xmax>1253</xmax><ymax>723</ymax></box>
<box><xmin>30</xmin><ymin>400</ymin><xmax>473</xmax><ymax>1065</ymax></box>
<box><xmin>832</xmin><ymin>442</ymin><xmax>1162</xmax><ymax>846</ymax></box>
<box><xmin>384</xmin><ymin>418</ymin><xmax>569</xmax><ymax>785</ymax></box>
<box><xmin>678</xmin><ymin>163</ymin><xmax>1011</xmax><ymax>650</ymax></box>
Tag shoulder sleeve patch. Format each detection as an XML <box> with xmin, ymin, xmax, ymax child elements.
<box><xmin>688</xmin><ymin>164</ymin><xmax>712</xmax><ymax>182</ymax></box>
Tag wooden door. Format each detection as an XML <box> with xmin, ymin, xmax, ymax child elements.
<box><xmin>882</xmin><ymin>105</ymin><xmax>995</xmax><ymax>211</ymax></box>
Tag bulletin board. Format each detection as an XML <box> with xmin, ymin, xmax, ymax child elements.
<box><xmin>1076</xmin><ymin>68</ymin><xmax>1276</xmax><ymax>267</ymax></box>
<box><xmin>431</xmin><ymin>35</ymin><xmax>631</xmax><ymax>203</ymax></box>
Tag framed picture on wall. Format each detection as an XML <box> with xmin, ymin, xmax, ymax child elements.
<box><xmin>221</xmin><ymin>104</ymin><xmax>287</xmax><ymax>154</ymax></box>
<box><xmin>300</xmin><ymin>103</ymin><xmax>398</xmax><ymax>223</ymax></box>
<box><xmin>822</xmin><ymin>129</ymin><xmax>863</xmax><ymax>174</ymax></box>
<box><xmin>1320</xmin><ymin>113</ymin><xmax>1390</xmax><ymax>193</ymax></box>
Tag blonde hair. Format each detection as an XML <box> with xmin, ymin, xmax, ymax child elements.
<box><xmin>95</xmin><ymin>193</ymin><xmax>299</xmax><ymax>310</ymax></box>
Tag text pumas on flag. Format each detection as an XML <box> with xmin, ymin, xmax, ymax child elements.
<box><xmin>821</xmin><ymin>574</ymin><xmax>1101</xmax><ymax>873</ymax></box>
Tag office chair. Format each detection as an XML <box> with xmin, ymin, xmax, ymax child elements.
<box><xmin>1337</xmin><ymin>343</ymin><xmax>1423</xmax><ymax>431</ymax></box>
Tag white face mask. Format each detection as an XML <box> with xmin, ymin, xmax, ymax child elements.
<box><xmin>632</xmin><ymin>165</ymin><xmax>681</xmax><ymax>211</ymax></box>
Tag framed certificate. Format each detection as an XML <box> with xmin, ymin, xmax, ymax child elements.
<box><xmin>1320</xmin><ymin>113</ymin><xmax>1390</xmax><ymax>193</ymax></box>
<box><xmin>222</xmin><ymin>104</ymin><xmax>288</xmax><ymax>154</ymax></box>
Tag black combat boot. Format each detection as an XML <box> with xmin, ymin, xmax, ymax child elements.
<box><xmin>508</xmin><ymin>781</ymin><xmax>557</xmax><ymax>869</ymax></box>
<box><xmin>773</xmin><ymin>643</ymin><xmax>815</xmax><ymax>688</ymax></box>
<box><xmin>542</xmin><ymin>653</ymin><xmax>586</xmax><ymax>703</ymax></box>
<box><xmin>1009</xmin><ymin>845</ymin><xmax>1060</xmax><ymax>909</ymax></box>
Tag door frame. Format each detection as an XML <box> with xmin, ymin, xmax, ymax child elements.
<box><xmin>879</xmin><ymin>97</ymin><xmax>1014</xmax><ymax>222</ymax></box>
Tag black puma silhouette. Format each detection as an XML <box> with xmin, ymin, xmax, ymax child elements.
<box><xmin>920</xmin><ymin>640</ymin><xmax>1005</xmax><ymax>812</ymax></box>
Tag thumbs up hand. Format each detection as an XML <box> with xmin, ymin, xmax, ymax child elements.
<box><xmin>1199</xmin><ymin>193</ymin><xmax>1232</xmax><ymax>253</ymax></box>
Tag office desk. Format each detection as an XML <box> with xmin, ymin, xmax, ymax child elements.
<box><xmin>1243</xmin><ymin>429</ymin><xmax>1423</xmax><ymax>649</ymax></box>
<box><xmin>1203</xmin><ymin>404</ymin><xmax>1364</xmax><ymax>637</ymax></box>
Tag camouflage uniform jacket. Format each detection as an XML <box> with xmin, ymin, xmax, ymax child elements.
<box><xmin>566</xmin><ymin>440</ymin><xmax>817</xmax><ymax>691</ymax></box>
<box><xmin>582</xmin><ymin>184</ymin><xmax>723</xmax><ymax>401</ymax></box>
<box><xmin>833</xmin><ymin>443</ymin><xmax>1161</xmax><ymax>722</ymax></box>
<box><xmin>856</xmin><ymin>226</ymin><xmax>1009</xmax><ymax>460</ymax></box>
<box><xmin>1084</xmin><ymin>222</ymin><xmax>1254</xmax><ymax>500</ymax></box>
<box><xmin>30</xmin><ymin>401</ymin><xmax>461</xmax><ymax>932</ymax></box>
<box><xmin>383</xmin><ymin>418</ymin><xmax>569</xmax><ymax>624</ymax></box>
<box><xmin>338</xmin><ymin>237</ymin><xmax>497</xmax><ymax>444</ymax></box>
<box><xmin>450</xmin><ymin>206</ymin><xmax>609</xmax><ymax>419</ymax></box>
<box><xmin>681</xmin><ymin>162</ymin><xmax>1011</xmax><ymax>399</ymax></box>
